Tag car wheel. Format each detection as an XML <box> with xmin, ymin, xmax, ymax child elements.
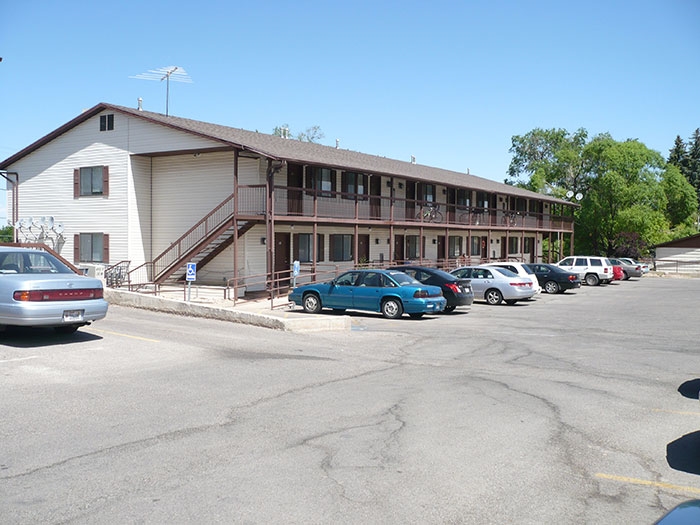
<box><xmin>381</xmin><ymin>298</ymin><xmax>404</xmax><ymax>319</ymax></box>
<box><xmin>443</xmin><ymin>305</ymin><xmax>456</xmax><ymax>313</ymax></box>
<box><xmin>585</xmin><ymin>274</ymin><xmax>599</xmax><ymax>286</ymax></box>
<box><xmin>302</xmin><ymin>293</ymin><xmax>322</xmax><ymax>314</ymax></box>
<box><xmin>54</xmin><ymin>325</ymin><xmax>79</xmax><ymax>335</ymax></box>
<box><xmin>485</xmin><ymin>289</ymin><xmax>503</xmax><ymax>305</ymax></box>
<box><xmin>623</xmin><ymin>271</ymin><xmax>629</xmax><ymax>280</ymax></box>
<box><xmin>408</xmin><ymin>312</ymin><xmax>424</xmax><ymax>319</ymax></box>
<box><xmin>544</xmin><ymin>280</ymin><xmax>560</xmax><ymax>294</ymax></box>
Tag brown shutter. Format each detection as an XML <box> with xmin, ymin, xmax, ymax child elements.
<box><xmin>102</xmin><ymin>166</ymin><xmax>109</xmax><ymax>197</ymax></box>
<box><xmin>329</xmin><ymin>234</ymin><xmax>336</xmax><ymax>261</ymax></box>
<box><xmin>74</xmin><ymin>169</ymin><xmax>80</xmax><ymax>199</ymax></box>
<box><xmin>74</xmin><ymin>234</ymin><xmax>80</xmax><ymax>262</ymax></box>
<box><xmin>102</xmin><ymin>234</ymin><xmax>110</xmax><ymax>263</ymax></box>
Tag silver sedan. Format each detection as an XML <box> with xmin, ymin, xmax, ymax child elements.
<box><xmin>451</xmin><ymin>265</ymin><xmax>536</xmax><ymax>305</ymax></box>
<box><xmin>0</xmin><ymin>246</ymin><xmax>108</xmax><ymax>334</ymax></box>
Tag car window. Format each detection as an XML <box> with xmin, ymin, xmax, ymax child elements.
<box><xmin>591</xmin><ymin>259</ymin><xmax>601</xmax><ymax>266</ymax></box>
<box><xmin>388</xmin><ymin>271</ymin><xmax>420</xmax><ymax>286</ymax></box>
<box><xmin>522</xmin><ymin>265</ymin><xmax>535</xmax><ymax>274</ymax></box>
<box><xmin>492</xmin><ymin>267</ymin><xmax>517</xmax><ymax>277</ymax></box>
<box><xmin>574</xmin><ymin>258</ymin><xmax>587</xmax><ymax>266</ymax></box>
<box><xmin>359</xmin><ymin>272</ymin><xmax>382</xmax><ymax>287</ymax></box>
<box><xmin>0</xmin><ymin>251</ymin><xmax>71</xmax><ymax>274</ymax></box>
<box><xmin>452</xmin><ymin>268</ymin><xmax>470</xmax><ymax>279</ymax></box>
<box><xmin>379</xmin><ymin>274</ymin><xmax>397</xmax><ymax>287</ymax></box>
<box><xmin>560</xmin><ymin>258</ymin><xmax>573</xmax><ymax>266</ymax></box>
<box><xmin>335</xmin><ymin>272</ymin><xmax>359</xmax><ymax>286</ymax></box>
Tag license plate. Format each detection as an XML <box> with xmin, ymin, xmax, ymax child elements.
<box><xmin>63</xmin><ymin>310</ymin><xmax>84</xmax><ymax>322</ymax></box>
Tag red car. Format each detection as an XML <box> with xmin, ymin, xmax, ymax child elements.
<box><xmin>611</xmin><ymin>264</ymin><xmax>624</xmax><ymax>281</ymax></box>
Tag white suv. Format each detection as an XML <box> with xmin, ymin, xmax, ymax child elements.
<box><xmin>556</xmin><ymin>256</ymin><xmax>614</xmax><ymax>286</ymax></box>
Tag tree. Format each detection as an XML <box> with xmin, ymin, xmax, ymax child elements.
<box><xmin>272</xmin><ymin>124</ymin><xmax>325</xmax><ymax>143</ymax></box>
<box><xmin>686</xmin><ymin>128</ymin><xmax>700</xmax><ymax>209</ymax></box>
<box><xmin>0</xmin><ymin>225</ymin><xmax>13</xmax><ymax>242</ymax></box>
<box><xmin>507</xmin><ymin>127</ymin><xmax>696</xmax><ymax>256</ymax></box>
<box><xmin>668</xmin><ymin>135</ymin><xmax>687</xmax><ymax>169</ymax></box>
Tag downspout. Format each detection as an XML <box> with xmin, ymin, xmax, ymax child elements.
<box><xmin>232</xmin><ymin>149</ymin><xmax>239</xmax><ymax>301</ymax></box>
<box><xmin>0</xmin><ymin>171</ymin><xmax>19</xmax><ymax>241</ymax></box>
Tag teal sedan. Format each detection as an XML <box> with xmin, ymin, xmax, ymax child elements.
<box><xmin>288</xmin><ymin>269</ymin><xmax>446</xmax><ymax>319</ymax></box>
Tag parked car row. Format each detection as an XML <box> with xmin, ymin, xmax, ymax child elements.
<box><xmin>288</xmin><ymin>255</ymin><xmax>646</xmax><ymax>319</ymax></box>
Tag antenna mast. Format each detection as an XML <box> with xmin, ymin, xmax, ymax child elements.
<box><xmin>130</xmin><ymin>66</ymin><xmax>193</xmax><ymax>116</ymax></box>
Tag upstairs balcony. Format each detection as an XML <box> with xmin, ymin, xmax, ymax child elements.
<box><xmin>270</xmin><ymin>186</ymin><xmax>574</xmax><ymax>232</ymax></box>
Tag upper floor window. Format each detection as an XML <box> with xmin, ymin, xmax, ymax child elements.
<box><xmin>341</xmin><ymin>172</ymin><xmax>368</xmax><ymax>199</ymax></box>
<box><xmin>75</xmin><ymin>166</ymin><xmax>109</xmax><ymax>197</ymax></box>
<box><xmin>456</xmin><ymin>189</ymin><xmax>470</xmax><ymax>207</ymax></box>
<box><xmin>100</xmin><ymin>114</ymin><xmax>114</xmax><ymax>131</ymax></box>
<box><xmin>418</xmin><ymin>183</ymin><xmax>436</xmax><ymax>203</ymax></box>
<box><xmin>306</xmin><ymin>167</ymin><xmax>336</xmax><ymax>197</ymax></box>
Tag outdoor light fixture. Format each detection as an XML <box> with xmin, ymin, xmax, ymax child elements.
<box><xmin>260</xmin><ymin>237</ymin><xmax>266</xmax><ymax>245</ymax></box>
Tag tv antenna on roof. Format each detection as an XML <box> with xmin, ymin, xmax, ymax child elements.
<box><xmin>130</xmin><ymin>66</ymin><xmax>192</xmax><ymax>116</ymax></box>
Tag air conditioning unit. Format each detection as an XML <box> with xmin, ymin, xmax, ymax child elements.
<box><xmin>81</xmin><ymin>264</ymin><xmax>105</xmax><ymax>281</ymax></box>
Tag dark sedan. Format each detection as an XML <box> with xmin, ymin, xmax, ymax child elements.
<box><xmin>524</xmin><ymin>263</ymin><xmax>581</xmax><ymax>294</ymax></box>
<box><xmin>392</xmin><ymin>266</ymin><xmax>473</xmax><ymax>313</ymax></box>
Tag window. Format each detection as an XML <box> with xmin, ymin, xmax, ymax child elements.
<box><xmin>75</xmin><ymin>233</ymin><xmax>109</xmax><ymax>263</ymax></box>
<box><xmin>100</xmin><ymin>114</ymin><xmax>114</xmax><ymax>131</ymax></box>
<box><xmin>448</xmin><ymin>236</ymin><xmax>462</xmax><ymax>258</ymax></box>
<box><xmin>305</xmin><ymin>167</ymin><xmax>336</xmax><ymax>196</ymax></box>
<box><xmin>456</xmin><ymin>189</ymin><xmax>470</xmax><ymax>207</ymax></box>
<box><xmin>471</xmin><ymin>236</ymin><xmax>482</xmax><ymax>256</ymax></box>
<box><xmin>294</xmin><ymin>233</ymin><xmax>324</xmax><ymax>262</ymax></box>
<box><xmin>508</xmin><ymin>237</ymin><xmax>519</xmax><ymax>254</ymax></box>
<box><xmin>406</xmin><ymin>235</ymin><xmax>423</xmax><ymax>260</ymax></box>
<box><xmin>524</xmin><ymin>237</ymin><xmax>533</xmax><ymax>253</ymax></box>
<box><xmin>74</xmin><ymin>166</ymin><xmax>109</xmax><ymax>197</ymax></box>
<box><xmin>419</xmin><ymin>183</ymin><xmax>436</xmax><ymax>203</ymax></box>
<box><xmin>475</xmin><ymin>191</ymin><xmax>491</xmax><ymax>209</ymax></box>
<box><xmin>341</xmin><ymin>172</ymin><xmax>368</xmax><ymax>199</ymax></box>
<box><xmin>329</xmin><ymin>234</ymin><xmax>353</xmax><ymax>261</ymax></box>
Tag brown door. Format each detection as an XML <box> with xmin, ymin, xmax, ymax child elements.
<box><xmin>358</xmin><ymin>234</ymin><xmax>370</xmax><ymax>263</ymax></box>
<box><xmin>437</xmin><ymin>235</ymin><xmax>446</xmax><ymax>262</ymax></box>
<box><xmin>275</xmin><ymin>232</ymin><xmax>291</xmax><ymax>288</ymax></box>
<box><xmin>481</xmin><ymin>236</ymin><xmax>488</xmax><ymax>259</ymax></box>
<box><xmin>370</xmin><ymin>176</ymin><xmax>381</xmax><ymax>219</ymax></box>
<box><xmin>287</xmin><ymin>163</ymin><xmax>303</xmax><ymax>215</ymax></box>
<box><xmin>394</xmin><ymin>235</ymin><xmax>405</xmax><ymax>263</ymax></box>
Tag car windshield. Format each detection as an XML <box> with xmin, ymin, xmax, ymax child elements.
<box><xmin>387</xmin><ymin>271</ymin><xmax>421</xmax><ymax>286</ymax></box>
<box><xmin>0</xmin><ymin>250</ymin><xmax>74</xmax><ymax>274</ymax></box>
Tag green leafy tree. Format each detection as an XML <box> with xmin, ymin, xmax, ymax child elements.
<box><xmin>687</xmin><ymin>128</ymin><xmax>700</xmax><ymax>208</ymax></box>
<box><xmin>272</xmin><ymin>124</ymin><xmax>325</xmax><ymax>143</ymax></box>
<box><xmin>508</xmin><ymin>128</ymin><xmax>696</xmax><ymax>256</ymax></box>
<box><xmin>0</xmin><ymin>225</ymin><xmax>14</xmax><ymax>242</ymax></box>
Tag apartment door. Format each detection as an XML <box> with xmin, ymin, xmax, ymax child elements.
<box><xmin>287</xmin><ymin>163</ymin><xmax>303</xmax><ymax>215</ymax></box>
<box><xmin>274</xmin><ymin>232</ymin><xmax>291</xmax><ymax>288</ymax></box>
<box><xmin>370</xmin><ymin>176</ymin><xmax>382</xmax><ymax>219</ymax></box>
<box><xmin>394</xmin><ymin>235</ymin><xmax>405</xmax><ymax>263</ymax></box>
<box><xmin>358</xmin><ymin>234</ymin><xmax>370</xmax><ymax>263</ymax></box>
<box><xmin>437</xmin><ymin>235</ymin><xmax>446</xmax><ymax>261</ymax></box>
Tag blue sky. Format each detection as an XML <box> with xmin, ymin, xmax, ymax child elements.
<box><xmin>1</xmin><ymin>0</ymin><xmax>699</xmax><ymax>224</ymax></box>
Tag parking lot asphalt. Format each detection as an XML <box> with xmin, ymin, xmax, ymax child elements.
<box><xmin>105</xmin><ymin>271</ymin><xmax>695</xmax><ymax>333</ymax></box>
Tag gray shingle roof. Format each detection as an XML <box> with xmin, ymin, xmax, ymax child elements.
<box><xmin>2</xmin><ymin>102</ymin><xmax>572</xmax><ymax>205</ymax></box>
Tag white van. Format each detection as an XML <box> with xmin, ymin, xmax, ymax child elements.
<box><xmin>555</xmin><ymin>256</ymin><xmax>614</xmax><ymax>286</ymax></box>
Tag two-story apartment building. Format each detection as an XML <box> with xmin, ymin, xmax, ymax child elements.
<box><xmin>1</xmin><ymin>102</ymin><xmax>576</xmax><ymax>293</ymax></box>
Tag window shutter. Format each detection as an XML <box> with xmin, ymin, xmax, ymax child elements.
<box><xmin>331</xmin><ymin>170</ymin><xmax>337</xmax><ymax>192</ymax></box>
<box><xmin>74</xmin><ymin>169</ymin><xmax>80</xmax><ymax>198</ymax></box>
<box><xmin>74</xmin><ymin>234</ymin><xmax>80</xmax><ymax>262</ymax></box>
<box><xmin>102</xmin><ymin>166</ymin><xmax>109</xmax><ymax>197</ymax></box>
<box><xmin>329</xmin><ymin>234</ymin><xmax>336</xmax><ymax>262</ymax></box>
<box><xmin>102</xmin><ymin>234</ymin><xmax>110</xmax><ymax>263</ymax></box>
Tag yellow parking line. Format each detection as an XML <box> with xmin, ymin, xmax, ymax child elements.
<box><xmin>91</xmin><ymin>329</ymin><xmax>160</xmax><ymax>343</ymax></box>
<box><xmin>595</xmin><ymin>473</ymin><xmax>700</xmax><ymax>495</ymax></box>
<box><xmin>653</xmin><ymin>408</ymin><xmax>700</xmax><ymax>416</ymax></box>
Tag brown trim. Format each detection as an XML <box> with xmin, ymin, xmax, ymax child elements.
<box><xmin>74</xmin><ymin>169</ymin><xmax>80</xmax><ymax>199</ymax></box>
<box><xmin>102</xmin><ymin>166</ymin><xmax>109</xmax><ymax>197</ymax></box>
<box><xmin>103</xmin><ymin>233</ymin><xmax>110</xmax><ymax>263</ymax></box>
<box><xmin>73</xmin><ymin>234</ymin><xmax>80</xmax><ymax>262</ymax></box>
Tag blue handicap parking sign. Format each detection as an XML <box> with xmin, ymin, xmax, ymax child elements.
<box><xmin>186</xmin><ymin>262</ymin><xmax>197</xmax><ymax>281</ymax></box>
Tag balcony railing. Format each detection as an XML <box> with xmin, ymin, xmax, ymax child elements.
<box><xmin>273</xmin><ymin>186</ymin><xmax>573</xmax><ymax>231</ymax></box>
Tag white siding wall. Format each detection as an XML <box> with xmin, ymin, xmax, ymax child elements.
<box><xmin>6</xmin><ymin>112</ymin><xmax>131</xmax><ymax>263</ymax></box>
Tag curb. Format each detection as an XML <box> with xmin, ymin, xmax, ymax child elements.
<box><xmin>104</xmin><ymin>289</ymin><xmax>351</xmax><ymax>333</ymax></box>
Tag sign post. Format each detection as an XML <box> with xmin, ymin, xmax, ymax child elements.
<box><xmin>186</xmin><ymin>262</ymin><xmax>197</xmax><ymax>302</ymax></box>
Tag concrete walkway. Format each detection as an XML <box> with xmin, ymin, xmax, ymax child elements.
<box><xmin>104</xmin><ymin>286</ymin><xmax>350</xmax><ymax>333</ymax></box>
